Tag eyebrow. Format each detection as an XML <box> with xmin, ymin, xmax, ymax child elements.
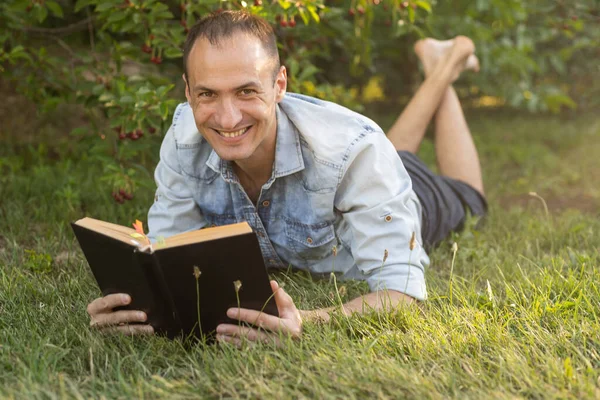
<box><xmin>192</xmin><ymin>80</ymin><xmax>262</xmax><ymax>93</ymax></box>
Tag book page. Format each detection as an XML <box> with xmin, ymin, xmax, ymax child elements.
<box><xmin>74</xmin><ymin>217</ymin><xmax>253</xmax><ymax>251</ymax></box>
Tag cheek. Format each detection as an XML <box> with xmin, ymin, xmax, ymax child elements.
<box><xmin>192</xmin><ymin>105</ymin><xmax>214</xmax><ymax>125</ymax></box>
<box><xmin>242</xmin><ymin>101</ymin><xmax>272</xmax><ymax>121</ymax></box>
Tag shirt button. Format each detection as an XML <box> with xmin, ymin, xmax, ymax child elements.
<box><xmin>384</xmin><ymin>215</ymin><xmax>392</xmax><ymax>222</ymax></box>
<box><xmin>306</xmin><ymin>237</ymin><xmax>313</xmax><ymax>244</ymax></box>
<box><xmin>262</xmin><ymin>200</ymin><xmax>270</xmax><ymax>207</ymax></box>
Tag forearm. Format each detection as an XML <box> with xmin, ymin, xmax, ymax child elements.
<box><xmin>300</xmin><ymin>290</ymin><xmax>415</xmax><ymax>323</ymax></box>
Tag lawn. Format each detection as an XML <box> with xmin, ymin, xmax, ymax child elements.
<box><xmin>1</xmin><ymin>90</ymin><xmax>599</xmax><ymax>398</ymax></box>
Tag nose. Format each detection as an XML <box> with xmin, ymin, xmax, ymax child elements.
<box><xmin>214</xmin><ymin>97</ymin><xmax>243</xmax><ymax>130</ymax></box>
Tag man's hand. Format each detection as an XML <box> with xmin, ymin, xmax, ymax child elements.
<box><xmin>216</xmin><ymin>280</ymin><xmax>302</xmax><ymax>347</ymax></box>
<box><xmin>87</xmin><ymin>293</ymin><xmax>154</xmax><ymax>336</ymax></box>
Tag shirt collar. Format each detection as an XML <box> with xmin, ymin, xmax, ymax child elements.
<box><xmin>205</xmin><ymin>104</ymin><xmax>305</xmax><ymax>180</ymax></box>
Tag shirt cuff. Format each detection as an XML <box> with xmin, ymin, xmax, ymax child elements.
<box><xmin>365</xmin><ymin>264</ymin><xmax>427</xmax><ymax>301</ymax></box>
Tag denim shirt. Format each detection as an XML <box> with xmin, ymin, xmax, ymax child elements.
<box><xmin>147</xmin><ymin>93</ymin><xmax>429</xmax><ymax>300</ymax></box>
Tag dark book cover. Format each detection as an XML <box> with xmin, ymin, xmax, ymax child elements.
<box><xmin>71</xmin><ymin>223</ymin><xmax>278</xmax><ymax>340</ymax></box>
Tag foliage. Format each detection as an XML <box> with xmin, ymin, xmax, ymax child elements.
<box><xmin>1</xmin><ymin>110</ymin><xmax>600</xmax><ymax>397</ymax></box>
<box><xmin>1</xmin><ymin>0</ymin><xmax>598</xmax><ymax>198</ymax></box>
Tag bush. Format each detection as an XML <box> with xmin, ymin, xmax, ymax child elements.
<box><xmin>1</xmin><ymin>0</ymin><xmax>598</xmax><ymax>199</ymax></box>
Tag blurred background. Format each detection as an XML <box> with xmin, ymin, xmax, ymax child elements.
<box><xmin>0</xmin><ymin>0</ymin><xmax>599</xmax><ymax>228</ymax></box>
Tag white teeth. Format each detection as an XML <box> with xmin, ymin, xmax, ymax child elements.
<box><xmin>218</xmin><ymin>127</ymin><xmax>248</xmax><ymax>138</ymax></box>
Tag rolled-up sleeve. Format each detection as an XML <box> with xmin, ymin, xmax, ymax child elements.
<box><xmin>335</xmin><ymin>131</ymin><xmax>429</xmax><ymax>300</ymax></box>
<box><xmin>147</xmin><ymin>118</ymin><xmax>206</xmax><ymax>241</ymax></box>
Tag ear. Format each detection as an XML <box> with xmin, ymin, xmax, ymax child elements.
<box><xmin>274</xmin><ymin>66</ymin><xmax>287</xmax><ymax>103</ymax></box>
<box><xmin>183</xmin><ymin>73</ymin><xmax>192</xmax><ymax>104</ymax></box>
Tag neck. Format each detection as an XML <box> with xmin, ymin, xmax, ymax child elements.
<box><xmin>233</xmin><ymin>127</ymin><xmax>277</xmax><ymax>194</ymax></box>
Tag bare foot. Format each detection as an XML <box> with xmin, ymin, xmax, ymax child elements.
<box><xmin>414</xmin><ymin>36</ymin><xmax>479</xmax><ymax>81</ymax></box>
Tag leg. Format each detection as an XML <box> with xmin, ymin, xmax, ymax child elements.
<box><xmin>433</xmin><ymin>86</ymin><xmax>485</xmax><ymax>195</ymax></box>
<box><xmin>387</xmin><ymin>37</ymin><xmax>479</xmax><ymax>154</ymax></box>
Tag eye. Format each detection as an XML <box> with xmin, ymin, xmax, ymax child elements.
<box><xmin>240</xmin><ymin>88</ymin><xmax>257</xmax><ymax>96</ymax></box>
<box><xmin>198</xmin><ymin>91</ymin><xmax>214</xmax><ymax>98</ymax></box>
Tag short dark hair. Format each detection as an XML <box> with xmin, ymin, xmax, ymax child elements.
<box><xmin>183</xmin><ymin>10</ymin><xmax>280</xmax><ymax>84</ymax></box>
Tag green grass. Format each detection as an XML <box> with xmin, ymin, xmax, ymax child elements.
<box><xmin>1</xmin><ymin>104</ymin><xmax>600</xmax><ymax>398</ymax></box>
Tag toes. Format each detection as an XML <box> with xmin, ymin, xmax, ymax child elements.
<box><xmin>465</xmin><ymin>54</ymin><xmax>480</xmax><ymax>73</ymax></box>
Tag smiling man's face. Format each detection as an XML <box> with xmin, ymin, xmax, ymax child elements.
<box><xmin>184</xmin><ymin>33</ymin><xmax>287</xmax><ymax>164</ymax></box>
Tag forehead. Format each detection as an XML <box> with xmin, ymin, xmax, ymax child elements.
<box><xmin>187</xmin><ymin>34</ymin><xmax>272</xmax><ymax>88</ymax></box>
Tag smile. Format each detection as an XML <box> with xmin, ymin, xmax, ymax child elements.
<box><xmin>217</xmin><ymin>127</ymin><xmax>250</xmax><ymax>138</ymax></box>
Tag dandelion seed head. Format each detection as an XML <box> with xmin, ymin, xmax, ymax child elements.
<box><xmin>383</xmin><ymin>249</ymin><xmax>389</xmax><ymax>263</ymax></box>
<box><xmin>528</xmin><ymin>191</ymin><xmax>538</xmax><ymax>197</ymax></box>
<box><xmin>451</xmin><ymin>242</ymin><xmax>458</xmax><ymax>253</ymax></box>
<box><xmin>233</xmin><ymin>280</ymin><xmax>242</xmax><ymax>292</ymax></box>
<box><xmin>409</xmin><ymin>232</ymin><xmax>416</xmax><ymax>250</ymax></box>
<box><xmin>332</xmin><ymin>245</ymin><xmax>337</xmax><ymax>257</ymax></box>
<box><xmin>193</xmin><ymin>266</ymin><xmax>201</xmax><ymax>279</ymax></box>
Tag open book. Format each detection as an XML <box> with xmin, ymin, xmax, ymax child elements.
<box><xmin>72</xmin><ymin>217</ymin><xmax>278</xmax><ymax>340</ymax></box>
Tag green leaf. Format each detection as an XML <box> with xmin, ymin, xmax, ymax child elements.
<box><xmin>164</xmin><ymin>47</ymin><xmax>183</xmax><ymax>59</ymax></box>
<box><xmin>298</xmin><ymin>8</ymin><xmax>309</xmax><ymax>25</ymax></box>
<box><xmin>159</xmin><ymin>102</ymin><xmax>170</xmax><ymax>120</ymax></box>
<box><xmin>415</xmin><ymin>1</ymin><xmax>431</xmax><ymax>13</ymax></box>
<box><xmin>277</xmin><ymin>0</ymin><xmax>292</xmax><ymax>10</ymax></box>
<box><xmin>46</xmin><ymin>1</ymin><xmax>64</xmax><ymax>18</ymax></box>
<box><xmin>407</xmin><ymin>6</ymin><xmax>415</xmax><ymax>23</ymax></box>
<box><xmin>37</xmin><ymin>5</ymin><xmax>49</xmax><ymax>23</ymax></box>
<box><xmin>107</xmin><ymin>12</ymin><xmax>129</xmax><ymax>23</ymax></box>
<box><xmin>70</xmin><ymin>126</ymin><xmax>90</xmax><ymax>136</ymax></box>
<box><xmin>74</xmin><ymin>0</ymin><xmax>94</xmax><ymax>12</ymax></box>
<box><xmin>307</xmin><ymin>5</ymin><xmax>320</xmax><ymax>23</ymax></box>
<box><xmin>120</xmin><ymin>95</ymin><xmax>134</xmax><ymax>104</ymax></box>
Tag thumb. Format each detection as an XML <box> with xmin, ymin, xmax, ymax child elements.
<box><xmin>271</xmin><ymin>280</ymin><xmax>295</xmax><ymax>313</ymax></box>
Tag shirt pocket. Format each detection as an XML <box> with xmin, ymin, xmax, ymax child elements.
<box><xmin>284</xmin><ymin>219</ymin><xmax>337</xmax><ymax>262</ymax></box>
<box><xmin>204</xmin><ymin>213</ymin><xmax>238</xmax><ymax>227</ymax></box>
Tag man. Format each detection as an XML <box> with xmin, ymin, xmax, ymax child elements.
<box><xmin>87</xmin><ymin>11</ymin><xmax>486</xmax><ymax>344</ymax></box>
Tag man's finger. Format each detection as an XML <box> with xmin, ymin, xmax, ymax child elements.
<box><xmin>226</xmin><ymin>308</ymin><xmax>281</xmax><ymax>331</ymax></box>
<box><xmin>272</xmin><ymin>281</ymin><xmax>295</xmax><ymax>310</ymax></box>
<box><xmin>87</xmin><ymin>293</ymin><xmax>131</xmax><ymax>315</ymax></box>
<box><xmin>100</xmin><ymin>324</ymin><xmax>154</xmax><ymax>336</ymax></box>
<box><xmin>216</xmin><ymin>324</ymin><xmax>273</xmax><ymax>343</ymax></box>
<box><xmin>90</xmin><ymin>310</ymin><xmax>147</xmax><ymax>328</ymax></box>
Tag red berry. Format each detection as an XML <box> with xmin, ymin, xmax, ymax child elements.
<box><xmin>126</xmin><ymin>131</ymin><xmax>134</xmax><ymax>139</ymax></box>
<box><xmin>141</xmin><ymin>44</ymin><xmax>152</xmax><ymax>54</ymax></box>
<box><xmin>254</xmin><ymin>0</ymin><xmax>262</xmax><ymax>5</ymax></box>
<box><xmin>276</xmin><ymin>14</ymin><xmax>282</xmax><ymax>21</ymax></box>
<box><xmin>26</xmin><ymin>4</ymin><xmax>32</xmax><ymax>12</ymax></box>
<box><xmin>149</xmin><ymin>34</ymin><xmax>155</xmax><ymax>41</ymax></box>
<box><xmin>119</xmin><ymin>132</ymin><xmax>126</xmax><ymax>140</ymax></box>
<box><xmin>357</xmin><ymin>5</ymin><xmax>365</xmax><ymax>14</ymax></box>
<box><xmin>562</xmin><ymin>23</ymin><xmax>569</xmax><ymax>30</ymax></box>
<box><xmin>179</xmin><ymin>3</ymin><xmax>186</xmax><ymax>11</ymax></box>
<box><xmin>130</xmin><ymin>132</ymin><xmax>139</xmax><ymax>140</ymax></box>
<box><xmin>571</xmin><ymin>15</ymin><xmax>578</xmax><ymax>21</ymax></box>
<box><xmin>148</xmin><ymin>126</ymin><xmax>156</xmax><ymax>134</ymax></box>
<box><xmin>400</xmin><ymin>1</ymin><xmax>409</xmax><ymax>9</ymax></box>
<box><xmin>123</xmin><ymin>192</ymin><xmax>133</xmax><ymax>200</ymax></box>
<box><xmin>280</xmin><ymin>20</ymin><xmax>288</xmax><ymax>27</ymax></box>
<box><xmin>215</xmin><ymin>8</ymin><xmax>223</xmax><ymax>14</ymax></box>
<box><xmin>383</xmin><ymin>4</ymin><xmax>388</xmax><ymax>10</ymax></box>
<box><xmin>136</xmin><ymin>129</ymin><xmax>144</xmax><ymax>138</ymax></box>
<box><xmin>348</xmin><ymin>8</ymin><xmax>355</xmax><ymax>16</ymax></box>
<box><xmin>119</xmin><ymin>188</ymin><xmax>127</xmax><ymax>197</ymax></box>
<box><xmin>289</xmin><ymin>19</ymin><xmax>296</xmax><ymax>28</ymax></box>
<box><xmin>154</xmin><ymin>56</ymin><xmax>162</xmax><ymax>64</ymax></box>
<box><xmin>180</xmin><ymin>20</ymin><xmax>187</xmax><ymax>28</ymax></box>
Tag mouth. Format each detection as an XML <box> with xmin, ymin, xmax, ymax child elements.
<box><xmin>215</xmin><ymin>126</ymin><xmax>251</xmax><ymax>139</ymax></box>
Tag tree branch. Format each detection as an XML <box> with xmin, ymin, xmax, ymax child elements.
<box><xmin>18</xmin><ymin>17</ymin><xmax>96</xmax><ymax>36</ymax></box>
